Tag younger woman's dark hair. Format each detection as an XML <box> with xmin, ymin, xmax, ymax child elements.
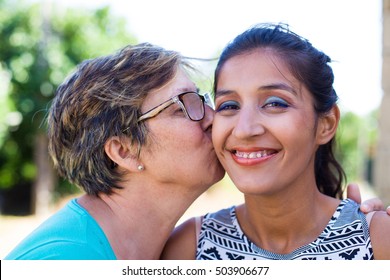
<box><xmin>214</xmin><ymin>23</ymin><xmax>346</xmax><ymax>198</ymax></box>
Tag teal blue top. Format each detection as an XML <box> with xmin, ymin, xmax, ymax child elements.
<box><xmin>4</xmin><ymin>198</ymin><xmax>116</xmax><ymax>260</ymax></box>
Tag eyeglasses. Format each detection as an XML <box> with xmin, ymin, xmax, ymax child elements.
<box><xmin>138</xmin><ymin>91</ymin><xmax>213</xmax><ymax>122</ymax></box>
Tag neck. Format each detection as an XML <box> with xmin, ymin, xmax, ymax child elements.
<box><xmin>79</xmin><ymin>182</ymin><xmax>202</xmax><ymax>259</ymax></box>
<box><xmin>237</xmin><ymin>187</ymin><xmax>340</xmax><ymax>254</ymax></box>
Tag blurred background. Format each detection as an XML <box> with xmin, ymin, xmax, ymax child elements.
<box><xmin>0</xmin><ymin>0</ymin><xmax>389</xmax><ymax>257</ymax></box>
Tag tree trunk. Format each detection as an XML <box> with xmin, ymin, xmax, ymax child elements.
<box><xmin>374</xmin><ymin>0</ymin><xmax>390</xmax><ymax>205</ymax></box>
<box><xmin>31</xmin><ymin>132</ymin><xmax>55</xmax><ymax>216</ymax></box>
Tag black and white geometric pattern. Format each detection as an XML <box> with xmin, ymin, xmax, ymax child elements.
<box><xmin>196</xmin><ymin>199</ymin><xmax>373</xmax><ymax>260</ymax></box>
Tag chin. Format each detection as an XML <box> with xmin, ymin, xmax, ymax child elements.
<box><xmin>231</xmin><ymin>179</ymin><xmax>265</xmax><ymax>195</ymax></box>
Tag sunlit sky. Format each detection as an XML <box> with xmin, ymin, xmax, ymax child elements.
<box><xmin>47</xmin><ymin>0</ymin><xmax>383</xmax><ymax>115</ymax></box>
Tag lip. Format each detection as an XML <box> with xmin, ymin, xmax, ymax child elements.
<box><xmin>229</xmin><ymin>147</ymin><xmax>278</xmax><ymax>166</ymax></box>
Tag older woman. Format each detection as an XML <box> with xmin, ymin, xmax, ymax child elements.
<box><xmin>5</xmin><ymin>43</ymin><xmax>224</xmax><ymax>260</ymax></box>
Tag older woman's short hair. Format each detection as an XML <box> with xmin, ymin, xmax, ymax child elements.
<box><xmin>47</xmin><ymin>43</ymin><xmax>192</xmax><ymax>196</ymax></box>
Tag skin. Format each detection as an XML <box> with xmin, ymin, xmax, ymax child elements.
<box><xmin>136</xmin><ymin>68</ymin><xmax>224</xmax><ymax>190</ymax></box>
<box><xmin>78</xmin><ymin>67</ymin><xmax>225</xmax><ymax>259</ymax></box>
<box><xmin>161</xmin><ymin>50</ymin><xmax>390</xmax><ymax>260</ymax></box>
<box><xmin>212</xmin><ymin>50</ymin><xmax>342</xmax><ymax>254</ymax></box>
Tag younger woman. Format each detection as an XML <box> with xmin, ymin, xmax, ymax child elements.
<box><xmin>162</xmin><ymin>23</ymin><xmax>390</xmax><ymax>260</ymax></box>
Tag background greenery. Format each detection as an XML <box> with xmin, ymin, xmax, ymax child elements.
<box><xmin>0</xmin><ymin>0</ymin><xmax>378</xmax><ymax>215</ymax></box>
<box><xmin>0</xmin><ymin>0</ymin><xmax>136</xmax><ymax>214</ymax></box>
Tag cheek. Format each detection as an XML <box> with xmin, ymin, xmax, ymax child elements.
<box><xmin>280</xmin><ymin>117</ymin><xmax>317</xmax><ymax>152</ymax></box>
<box><xmin>146</xmin><ymin>125</ymin><xmax>203</xmax><ymax>169</ymax></box>
<box><xmin>211</xmin><ymin>118</ymin><xmax>226</xmax><ymax>152</ymax></box>
<box><xmin>163</xmin><ymin>124</ymin><xmax>206</xmax><ymax>156</ymax></box>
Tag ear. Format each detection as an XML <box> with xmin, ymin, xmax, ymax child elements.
<box><xmin>315</xmin><ymin>105</ymin><xmax>340</xmax><ymax>145</ymax></box>
<box><xmin>104</xmin><ymin>136</ymin><xmax>140</xmax><ymax>172</ymax></box>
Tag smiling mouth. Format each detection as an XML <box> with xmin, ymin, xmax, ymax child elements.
<box><xmin>233</xmin><ymin>150</ymin><xmax>277</xmax><ymax>159</ymax></box>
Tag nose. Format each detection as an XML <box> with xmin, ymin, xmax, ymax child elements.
<box><xmin>232</xmin><ymin>107</ymin><xmax>265</xmax><ymax>139</ymax></box>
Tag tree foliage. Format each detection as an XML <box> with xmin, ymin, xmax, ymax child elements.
<box><xmin>0</xmin><ymin>0</ymin><xmax>136</xmax><ymax>195</ymax></box>
<box><xmin>336</xmin><ymin>110</ymin><xmax>378</xmax><ymax>183</ymax></box>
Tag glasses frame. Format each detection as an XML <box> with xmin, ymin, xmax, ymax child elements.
<box><xmin>137</xmin><ymin>91</ymin><xmax>208</xmax><ymax>122</ymax></box>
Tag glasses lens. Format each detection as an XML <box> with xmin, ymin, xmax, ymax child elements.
<box><xmin>181</xmin><ymin>92</ymin><xmax>204</xmax><ymax>121</ymax></box>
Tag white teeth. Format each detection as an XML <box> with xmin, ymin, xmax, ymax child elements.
<box><xmin>235</xmin><ymin>150</ymin><xmax>272</xmax><ymax>159</ymax></box>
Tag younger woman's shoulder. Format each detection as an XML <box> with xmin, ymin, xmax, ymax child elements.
<box><xmin>369</xmin><ymin>211</ymin><xmax>390</xmax><ymax>259</ymax></box>
<box><xmin>161</xmin><ymin>217</ymin><xmax>198</xmax><ymax>260</ymax></box>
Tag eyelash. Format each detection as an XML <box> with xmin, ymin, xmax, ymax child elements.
<box><xmin>262</xmin><ymin>97</ymin><xmax>289</xmax><ymax>109</ymax></box>
<box><xmin>215</xmin><ymin>96</ymin><xmax>289</xmax><ymax>112</ymax></box>
<box><xmin>173</xmin><ymin>106</ymin><xmax>185</xmax><ymax>115</ymax></box>
<box><xmin>215</xmin><ymin>100</ymin><xmax>240</xmax><ymax>112</ymax></box>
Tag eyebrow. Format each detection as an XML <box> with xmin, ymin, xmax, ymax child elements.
<box><xmin>175</xmin><ymin>87</ymin><xmax>200</xmax><ymax>94</ymax></box>
<box><xmin>259</xmin><ymin>83</ymin><xmax>298</xmax><ymax>95</ymax></box>
<box><xmin>215</xmin><ymin>82</ymin><xmax>297</xmax><ymax>97</ymax></box>
<box><xmin>215</xmin><ymin>89</ymin><xmax>234</xmax><ymax>98</ymax></box>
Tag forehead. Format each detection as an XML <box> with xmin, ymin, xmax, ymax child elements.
<box><xmin>217</xmin><ymin>49</ymin><xmax>303</xmax><ymax>93</ymax></box>
<box><xmin>142</xmin><ymin>67</ymin><xmax>197</xmax><ymax>109</ymax></box>
<box><xmin>219</xmin><ymin>50</ymin><xmax>318</xmax><ymax>107</ymax></box>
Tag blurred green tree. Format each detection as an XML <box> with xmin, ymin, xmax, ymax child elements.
<box><xmin>0</xmin><ymin>0</ymin><xmax>136</xmax><ymax>214</ymax></box>
<box><xmin>336</xmin><ymin>110</ymin><xmax>378</xmax><ymax>185</ymax></box>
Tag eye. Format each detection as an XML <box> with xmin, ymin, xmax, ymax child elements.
<box><xmin>262</xmin><ymin>96</ymin><xmax>289</xmax><ymax>109</ymax></box>
<box><xmin>215</xmin><ymin>100</ymin><xmax>240</xmax><ymax>112</ymax></box>
<box><xmin>166</xmin><ymin>102</ymin><xmax>184</xmax><ymax>116</ymax></box>
<box><xmin>172</xmin><ymin>105</ymin><xmax>185</xmax><ymax>115</ymax></box>
<box><xmin>173</xmin><ymin>108</ymin><xmax>184</xmax><ymax>115</ymax></box>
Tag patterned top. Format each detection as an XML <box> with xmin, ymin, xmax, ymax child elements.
<box><xmin>196</xmin><ymin>199</ymin><xmax>373</xmax><ymax>260</ymax></box>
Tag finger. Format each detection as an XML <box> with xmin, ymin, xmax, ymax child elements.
<box><xmin>360</xmin><ymin>198</ymin><xmax>384</xmax><ymax>214</ymax></box>
<box><xmin>346</xmin><ymin>183</ymin><xmax>361</xmax><ymax>203</ymax></box>
<box><xmin>360</xmin><ymin>202</ymin><xmax>372</xmax><ymax>214</ymax></box>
